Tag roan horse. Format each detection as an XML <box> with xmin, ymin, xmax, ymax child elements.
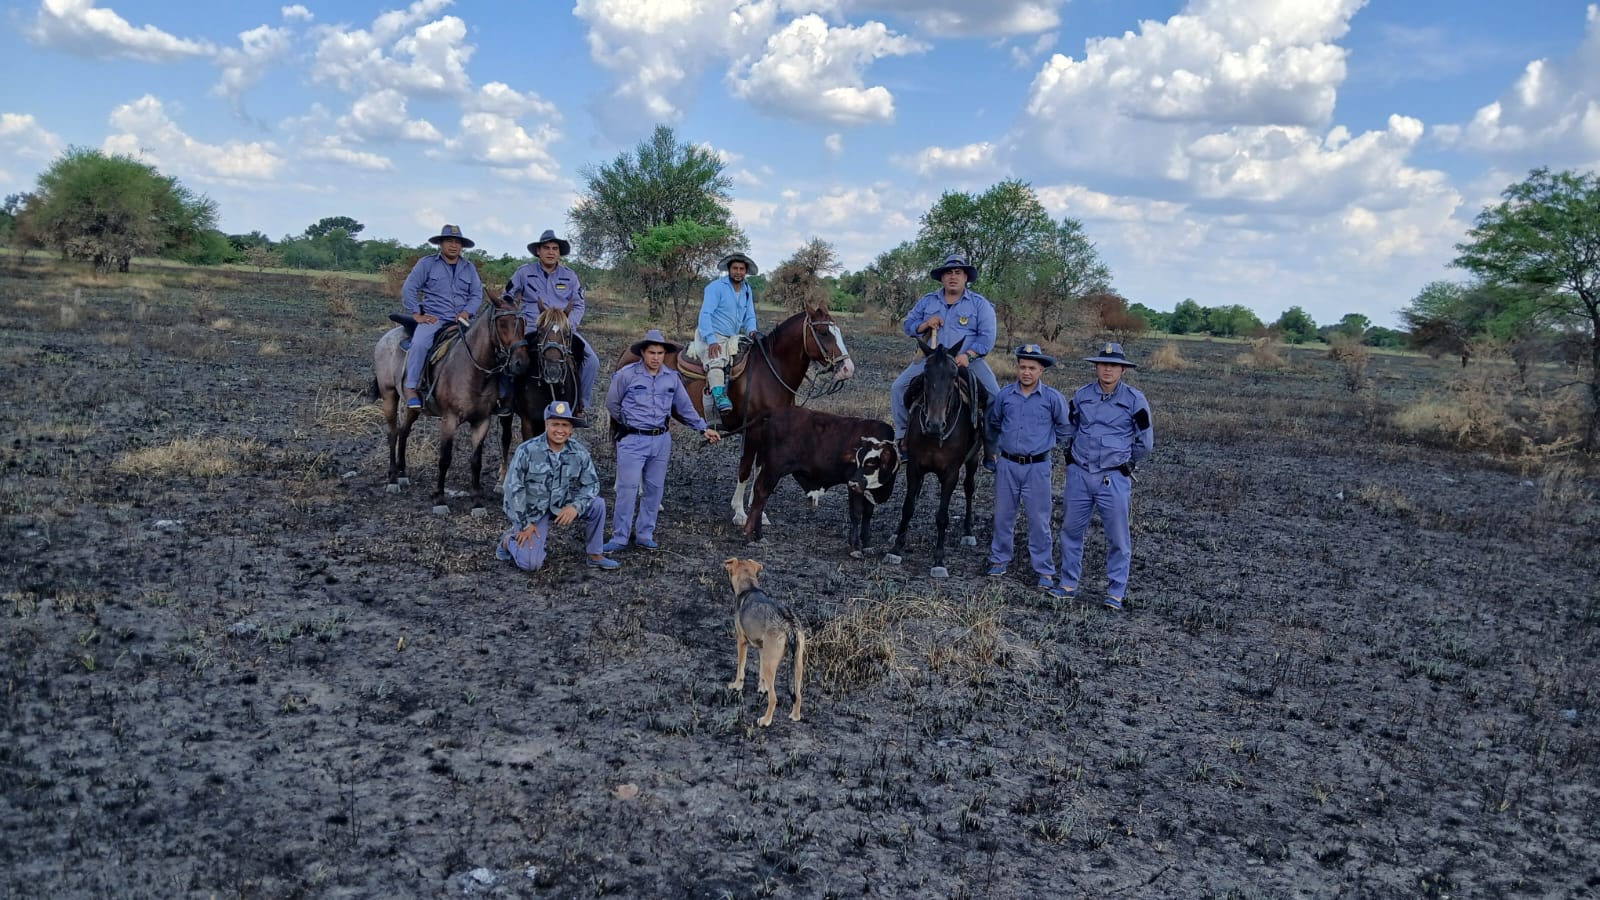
<box><xmin>499</xmin><ymin>305</ymin><xmax>580</xmax><ymax>479</ymax></box>
<box><xmin>371</xmin><ymin>294</ymin><xmax>529</xmax><ymax>515</ymax></box>
<box><xmin>887</xmin><ymin>339</ymin><xmax>982</xmax><ymax>578</ymax></box>
<box><xmin>613</xmin><ymin>303</ymin><xmax>856</xmax><ymax>524</ymax></box>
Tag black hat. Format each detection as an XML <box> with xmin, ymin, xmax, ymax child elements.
<box><xmin>930</xmin><ymin>253</ymin><xmax>977</xmax><ymax>284</ymax></box>
<box><xmin>1083</xmin><ymin>341</ymin><xmax>1138</xmax><ymax>368</ymax></box>
<box><xmin>628</xmin><ymin>328</ymin><xmax>682</xmax><ymax>356</ymax></box>
<box><xmin>719</xmin><ymin>252</ymin><xmax>759</xmax><ymax>276</ymax></box>
<box><xmin>527</xmin><ymin>229</ymin><xmax>571</xmax><ymax>257</ymax></box>
<box><xmin>1014</xmin><ymin>343</ymin><xmax>1056</xmax><ymax>367</ymax></box>
<box><xmin>427</xmin><ymin>224</ymin><xmax>475</xmax><ymax>248</ymax></box>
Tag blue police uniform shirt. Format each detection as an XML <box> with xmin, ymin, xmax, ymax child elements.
<box><xmin>988</xmin><ymin>382</ymin><xmax>1073</xmax><ymax>457</ymax></box>
<box><xmin>902</xmin><ymin>288</ymin><xmax>996</xmax><ymax>357</ymax></box>
<box><xmin>605</xmin><ymin>361</ymin><xmax>710</xmax><ymax>432</ymax></box>
<box><xmin>1067</xmin><ymin>381</ymin><xmax>1153</xmax><ymax>472</ymax></box>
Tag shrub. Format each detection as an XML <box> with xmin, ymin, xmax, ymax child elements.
<box><xmin>315</xmin><ymin>273</ymin><xmax>357</xmax><ymax>324</ymax></box>
<box><xmin>1236</xmin><ymin>338</ymin><xmax>1284</xmax><ymax>369</ymax></box>
<box><xmin>1326</xmin><ymin>336</ymin><xmax>1370</xmax><ymax>394</ymax></box>
<box><xmin>1147</xmin><ymin>342</ymin><xmax>1190</xmax><ymax>371</ymax></box>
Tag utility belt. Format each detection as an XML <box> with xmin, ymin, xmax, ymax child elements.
<box><xmin>1000</xmin><ymin>450</ymin><xmax>1050</xmax><ymax>465</ymax></box>
<box><xmin>619</xmin><ymin>421</ymin><xmax>669</xmax><ymax>437</ymax></box>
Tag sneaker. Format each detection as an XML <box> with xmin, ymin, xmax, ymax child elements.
<box><xmin>711</xmin><ymin>387</ymin><xmax>733</xmax><ymax>413</ymax></box>
<box><xmin>1104</xmin><ymin>595</ymin><xmax>1124</xmax><ymax>610</ymax></box>
<box><xmin>495</xmin><ymin>403</ymin><xmax>512</xmax><ymax>418</ymax></box>
<box><xmin>406</xmin><ymin>396</ymin><xmax>423</xmax><ymax>410</ymax></box>
<box><xmin>634</xmin><ymin>538</ymin><xmax>660</xmax><ymax>550</ymax></box>
<box><xmin>984</xmin><ymin>563</ymin><xmax>1007</xmax><ymax>577</ymax></box>
<box><xmin>1036</xmin><ymin>575</ymin><xmax>1056</xmax><ymax>589</ymax></box>
<box><xmin>1047</xmin><ymin>584</ymin><xmax>1077</xmax><ymax>600</ymax></box>
<box><xmin>602</xmin><ymin>538</ymin><xmax>628</xmax><ymax>554</ymax></box>
<box><xmin>586</xmin><ymin>555</ymin><xmax>621</xmax><ymax>570</ymax></box>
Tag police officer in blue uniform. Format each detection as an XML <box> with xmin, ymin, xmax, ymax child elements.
<box><xmin>985</xmin><ymin>344</ymin><xmax>1073</xmax><ymax>588</ymax></box>
<box><xmin>890</xmin><ymin>254</ymin><xmax>1000</xmax><ymax>453</ymax></box>
<box><xmin>1051</xmin><ymin>342</ymin><xmax>1153</xmax><ymax>609</ymax></box>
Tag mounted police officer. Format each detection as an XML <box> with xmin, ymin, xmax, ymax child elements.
<box><xmin>497</xmin><ymin>400</ymin><xmax>620</xmax><ymax>571</ymax></box>
<box><xmin>400</xmin><ymin>224</ymin><xmax>483</xmax><ymax>410</ymax></box>
<box><xmin>890</xmin><ymin>254</ymin><xmax>1000</xmax><ymax>462</ymax></box>
<box><xmin>1051</xmin><ymin>342</ymin><xmax>1154</xmax><ymax>609</ymax></box>
<box><xmin>985</xmin><ymin>344</ymin><xmax>1073</xmax><ymax>589</ymax></box>
<box><xmin>504</xmin><ymin>229</ymin><xmax>600</xmax><ymax>417</ymax></box>
<box><xmin>692</xmin><ymin>252</ymin><xmax>759</xmax><ymax>413</ymax></box>
<box><xmin>603</xmin><ymin>329</ymin><xmax>722</xmax><ymax>552</ymax></box>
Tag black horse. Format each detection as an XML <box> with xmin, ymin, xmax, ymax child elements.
<box><xmin>498</xmin><ymin>306</ymin><xmax>581</xmax><ymax>481</ymax></box>
<box><xmin>887</xmin><ymin>339</ymin><xmax>982</xmax><ymax>578</ymax></box>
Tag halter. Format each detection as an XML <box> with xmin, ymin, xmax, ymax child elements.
<box><xmin>467</xmin><ymin>304</ymin><xmax>529</xmax><ymax>375</ymax></box>
<box><xmin>758</xmin><ymin>309</ymin><xmax>853</xmax><ymax>404</ymax></box>
<box><xmin>915</xmin><ymin>357</ymin><xmax>967</xmax><ymax>445</ymax></box>
<box><xmin>532</xmin><ymin>314</ymin><xmax>575</xmax><ymax>387</ymax></box>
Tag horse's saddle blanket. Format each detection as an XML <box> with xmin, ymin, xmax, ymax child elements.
<box><xmin>678</xmin><ymin>342</ymin><xmax>751</xmax><ymax>384</ymax></box>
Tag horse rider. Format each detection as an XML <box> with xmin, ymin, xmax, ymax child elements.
<box><xmin>497</xmin><ymin>400</ymin><xmax>620</xmax><ymax>572</ymax></box>
<box><xmin>1051</xmin><ymin>342</ymin><xmax>1154</xmax><ymax>609</ymax></box>
<box><xmin>503</xmin><ymin>229</ymin><xmax>600</xmax><ymax>417</ymax></box>
<box><xmin>692</xmin><ymin>252</ymin><xmax>760</xmax><ymax>413</ymax></box>
<box><xmin>400</xmin><ymin>224</ymin><xmax>483</xmax><ymax>410</ymax></box>
<box><xmin>603</xmin><ymin>329</ymin><xmax>722</xmax><ymax>553</ymax></box>
<box><xmin>890</xmin><ymin>253</ymin><xmax>1000</xmax><ymax>461</ymax></box>
<box><xmin>985</xmin><ymin>344</ymin><xmax>1073</xmax><ymax>590</ymax></box>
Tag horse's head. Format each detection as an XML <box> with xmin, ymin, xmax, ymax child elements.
<box><xmin>487</xmin><ymin>294</ymin><xmax>531</xmax><ymax>377</ymax></box>
<box><xmin>532</xmin><ymin>306</ymin><xmax>574</xmax><ymax>386</ymax></box>
<box><xmin>802</xmin><ymin>305</ymin><xmax>855</xmax><ymax>383</ymax></box>
<box><xmin>916</xmin><ymin>337</ymin><xmax>967</xmax><ymax>435</ymax></box>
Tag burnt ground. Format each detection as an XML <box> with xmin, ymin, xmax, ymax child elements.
<box><xmin>1</xmin><ymin>260</ymin><xmax>1597</xmax><ymax>899</ymax></box>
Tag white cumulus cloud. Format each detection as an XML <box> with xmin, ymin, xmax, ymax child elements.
<box><xmin>823</xmin><ymin>0</ymin><xmax>1064</xmax><ymax>36</ymax></box>
<box><xmin>211</xmin><ymin>24</ymin><xmax>296</xmax><ymax>113</ymax></box>
<box><xmin>282</xmin><ymin>4</ymin><xmax>313</xmax><ymax>23</ymax></box>
<box><xmin>26</xmin><ymin>0</ymin><xmax>215</xmax><ymax>62</ymax></box>
<box><xmin>310</xmin><ymin>1</ymin><xmax>474</xmax><ymax>98</ymax></box>
<box><xmin>438</xmin><ymin>112</ymin><xmax>561</xmax><ymax>182</ymax></box>
<box><xmin>102</xmin><ymin>95</ymin><xmax>284</xmax><ymax>181</ymax></box>
<box><xmin>339</xmin><ymin>90</ymin><xmax>444</xmax><ymax>142</ymax></box>
<box><xmin>897</xmin><ymin>141</ymin><xmax>998</xmax><ymax>178</ymax></box>
<box><xmin>730</xmin><ymin>15</ymin><xmax>927</xmax><ymax>126</ymax></box>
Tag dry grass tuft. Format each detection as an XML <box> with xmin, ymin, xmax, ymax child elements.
<box><xmin>308</xmin><ymin>390</ymin><xmax>385</xmax><ymax>435</ymax></box>
<box><xmin>315</xmin><ymin>273</ymin><xmax>358</xmax><ymax>324</ymax></box>
<box><xmin>259</xmin><ymin>340</ymin><xmax>283</xmax><ymax>356</ymax></box>
<box><xmin>1352</xmin><ymin>483</ymin><xmax>1419</xmax><ymax>519</ymax></box>
<box><xmin>100</xmin><ymin>332</ymin><xmax>131</xmax><ymax>347</ymax></box>
<box><xmin>210</xmin><ymin>317</ymin><xmax>235</xmax><ymax>331</ymax></box>
<box><xmin>1147</xmin><ymin>342</ymin><xmax>1190</xmax><ymax>371</ymax></box>
<box><xmin>57</xmin><ymin>304</ymin><xmax>81</xmax><ymax>329</ymax></box>
<box><xmin>112</xmin><ymin>436</ymin><xmax>266</xmax><ymax>478</ymax></box>
<box><xmin>192</xmin><ymin>287</ymin><xmax>218</xmax><ymax>323</ymax></box>
<box><xmin>1536</xmin><ymin>458</ymin><xmax>1598</xmax><ymax>524</ymax></box>
<box><xmin>1326</xmin><ymin>337</ymin><xmax>1370</xmax><ymax>393</ymax></box>
<box><xmin>1236</xmin><ymin>338</ymin><xmax>1285</xmax><ymax>369</ymax></box>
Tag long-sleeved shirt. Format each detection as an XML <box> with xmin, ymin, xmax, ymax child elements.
<box><xmin>502</xmin><ymin>435</ymin><xmax>600</xmax><ymax>529</ymax></box>
<box><xmin>987</xmin><ymin>382</ymin><xmax>1073</xmax><ymax>457</ymax></box>
<box><xmin>606</xmin><ymin>362</ymin><xmax>709</xmax><ymax>432</ymax></box>
<box><xmin>402</xmin><ymin>253</ymin><xmax>482</xmax><ymax>319</ymax></box>
<box><xmin>507</xmin><ymin>263</ymin><xmax>586</xmax><ymax>328</ymax></box>
<box><xmin>698</xmin><ymin>276</ymin><xmax>757</xmax><ymax>345</ymax></box>
<box><xmin>903</xmin><ymin>289</ymin><xmax>996</xmax><ymax>358</ymax></box>
<box><xmin>1066</xmin><ymin>381</ymin><xmax>1154</xmax><ymax>472</ymax></box>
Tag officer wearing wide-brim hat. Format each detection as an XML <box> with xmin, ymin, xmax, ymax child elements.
<box><xmin>891</xmin><ymin>253</ymin><xmax>1001</xmax><ymax>452</ymax></box>
<box><xmin>1051</xmin><ymin>341</ymin><xmax>1153</xmax><ymax>609</ymax></box>
<box><xmin>604</xmin><ymin>329</ymin><xmax>721</xmax><ymax>553</ymax></box>
<box><xmin>984</xmin><ymin>343</ymin><xmax>1073</xmax><ymax>589</ymax></box>
<box><xmin>503</xmin><ymin>229</ymin><xmax>600</xmax><ymax>416</ymax></box>
<box><xmin>497</xmin><ymin>399</ymin><xmax>620</xmax><ymax>572</ymax></box>
<box><xmin>693</xmin><ymin>252</ymin><xmax>761</xmax><ymax>413</ymax></box>
<box><xmin>399</xmin><ymin>223</ymin><xmax>483</xmax><ymax>408</ymax></box>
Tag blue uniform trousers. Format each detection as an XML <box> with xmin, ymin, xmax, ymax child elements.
<box><xmin>990</xmin><ymin>457</ymin><xmax>1056</xmax><ymax>576</ymax></box>
<box><xmin>610</xmin><ymin>433</ymin><xmax>671</xmax><ymax>543</ymax></box>
<box><xmin>1059</xmin><ymin>464</ymin><xmax>1133</xmax><ymax>597</ymax></box>
<box><xmin>404</xmin><ymin>321</ymin><xmax>447</xmax><ymax>390</ymax></box>
<box><xmin>496</xmin><ymin>497</ymin><xmax>607</xmax><ymax>571</ymax></box>
<box><xmin>891</xmin><ymin>358</ymin><xmax>1000</xmax><ymax>438</ymax></box>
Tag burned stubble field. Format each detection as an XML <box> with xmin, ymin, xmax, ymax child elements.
<box><xmin>1</xmin><ymin>260</ymin><xmax>1597</xmax><ymax>899</ymax></box>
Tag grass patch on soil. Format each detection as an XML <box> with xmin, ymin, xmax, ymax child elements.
<box><xmin>111</xmin><ymin>436</ymin><xmax>266</xmax><ymax>478</ymax></box>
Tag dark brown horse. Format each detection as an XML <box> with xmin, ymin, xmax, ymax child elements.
<box><xmin>886</xmin><ymin>339</ymin><xmax>981</xmax><ymax>578</ymax></box>
<box><xmin>372</xmin><ymin>294</ymin><xmax>529</xmax><ymax>515</ymax></box>
<box><xmin>498</xmin><ymin>306</ymin><xmax>579</xmax><ymax>480</ymax></box>
<box><xmin>614</xmin><ymin>303</ymin><xmax>855</xmax><ymax>524</ymax></box>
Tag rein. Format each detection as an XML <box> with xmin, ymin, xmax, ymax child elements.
<box><xmin>463</xmin><ymin>303</ymin><xmax>527</xmax><ymax>375</ymax></box>
<box><xmin>756</xmin><ymin>311</ymin><xmax>851</xmax><ymax>405</ymax></box>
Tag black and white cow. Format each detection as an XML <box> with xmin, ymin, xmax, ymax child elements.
<box><xmin>742</xmin><ymin>407</ymin><xmax>900</xmax><ymax>557</ymax></box>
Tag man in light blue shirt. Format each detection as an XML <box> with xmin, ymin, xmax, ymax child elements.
<box><xmin>691</xmin><ymin>252</ymin><xmax>759</xmax><ymax>413</ymax></box>
<box><xmin>504</xmin><ymin>229</ymin><xmax>599</xmax><ymax>416</ymax></box>
<box><xmin>891</xmin><ymin>253</ymin><xmax>1001</xmax><ymax>450</ymax></box>
<box><xmin>399</xmin><ymin>224</ymin><xmax>483</xmax><ymax>409</ymax></box>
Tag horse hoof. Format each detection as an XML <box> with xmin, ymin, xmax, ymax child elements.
<box><xmin>385</xmin><ymin>483</ymin><xmax>401</xmax><ymax>494</ymax></box>
<box><xmin>470</xmin><ymin>507</ymin><xmax>487</xmax><ymax>519</ymax></box>
<box><xmin>930</xmin><ymin>566</ymin><xmax>949</xmax><ymax>579</ymax></box>
<box><xmin>732</xmin><ymin>513</ymin><xmax>748</xmax><ymax>527</ymax></box>
<box><xmin>884</xmin><ymin>553</ymin><xmax>902</xmax><ymax>565</ymax></box>
<box><xmin>960</xmin><ymin>536</ymin><xmax>977</xmax><ymax>547</ymax></box>
<box><xmin>397</xmin><ymin>477</ymin><xmax>411</xmax><ymax>486</ymax></box>
<box><xmin>849</xmin><ymin>550</ymin><xmax>864</xmax><ymax>560</ymax></box>
<box><xmin>431</xmin><ymin>504</ymin><xmax>449</xmax><ymax>516</ymax></box>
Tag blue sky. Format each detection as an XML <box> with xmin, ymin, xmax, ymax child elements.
<box><xmin>4</xmin><ymin>1</ymin><xmax>1599</xmax><ymax>329</ymax></box>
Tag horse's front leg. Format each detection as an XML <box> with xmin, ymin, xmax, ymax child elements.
<box><xmin>382</xmin><ymin>389</ymin><xmax>402</xmax><ymax>492</ymax></box>
<box><xmin>433</xmin><ymin>413</ymin><xmax>458</xmax><ymax>515</ymax></box>
<box><xmin>498</xmin><ymin>410</ymin><xmax>515</xmax><ymax>485</ymax></box>
<box><xmin>469</xmin><ymin>417</ymin><xmax>494</xmax><ymax>518</ymax></box>
<box><xmin>930</xmin><ymin>470</ymin><xmax>959</xmax><ymax>578</ymax></box>
<box><xmin>886</xmin><ymin>466</ymin><xmax>923</xmax><ymax>564</ymax></box>
<box><xmin>731</xmin><ymin>441</ymin><xmax>754</xmax><ymax>526</ymax></box>
<box><xmin>395</xmin><ymin>408</ymin><xmax>419</xmax><ymax>488</ymax></box>
<box><xmin>960</xmin><ymin>454</ymin><xmax>979</xmax><ymax>547</ymax></box>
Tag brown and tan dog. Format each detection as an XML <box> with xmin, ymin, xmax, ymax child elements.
<box><xmin>723</xmin><ymin>558</ymin><xmax>806</xmax><ymax>726</ymax></box>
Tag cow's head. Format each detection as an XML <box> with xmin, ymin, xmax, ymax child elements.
<box><xmin>848</xmin><ymin>437</ymin><xmax>899</xmax><ymax>503</ymax></box>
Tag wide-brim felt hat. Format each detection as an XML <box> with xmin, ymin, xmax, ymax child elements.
<box><xmin>1084</xmin><ymin>341</ymin><xmax>1138</xmax><ymax>368</ymax></box>
<box><xmin>527</xmin><ymin>229</ymin><xmax>571</xmax><ymax>257</ymax></box>
<box><xmin>427</xmin><ymin>223</ymin><xmax>475</xmax><ymax>248</ymax></box>
<box><xmin>1014</xmin><ymin>343</ymin><xmax>1056</xmax><ymax>367</ymax></box>
<box><xmin>542</xmin><ymin>400</ymin><xmax>583</xmax><ymax>423</ymax></box>
<box><xmin>929</xmin><ymin>254</ymin><xmax>977</xmax><ymax>284</ymax></box>
<box><xmin>629</xmin><ymin>329</ymin><xmax>682</xmax><ymax>356</ymax></box>
<box><xmin>719</xmin><ymin>252</ymin><xmax>759</xmax><ymax>276</ymax></box>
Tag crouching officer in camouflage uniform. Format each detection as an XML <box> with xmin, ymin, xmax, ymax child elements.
<box><xmin>985</xmin><ymin>344</ymin><xmax>1073</xmax><ymax>589</ymax></box>
<box><xmin>1052</xmin><ymin>342</ymin><xmax>1153</xmax><ymax>609</ymax></box>
<box><xmin>497</xmin><ymin>401</ymin><xmax>620</xmax><ymax>571</ymax></box>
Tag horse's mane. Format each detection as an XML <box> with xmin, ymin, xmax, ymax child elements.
<box><xmin>537</xmin><ymin>305</ymin><xmax>570</xmax><ymax>330</ymax></box>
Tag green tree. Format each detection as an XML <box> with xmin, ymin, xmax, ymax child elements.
<box><xmin>1336</xmin><ymin>313</ymin><xmax>1370</xmax><ymax>339</ymax></box>
<box><xmin>21</xmin><ymin>147</ymin><xmax>219</xmax><ymax>272</ymax></box>
<box><xmin>1128</xmin><ymin>302</ymin><xmax>1170</xmax><ymax>333</ymax></box>
<box><xmin>1207</xmin><ymin>304</ymin><xmax>1264</xmax><ymax>338</ymax></box>
<box><xmin>570</xmin><ymin>125</ymin><xmax>739</xmax><ymax>265</ymax></box>
<box><xmin>632</xmin><ymin>220</ymin><xmax>734</xmax><ymax>328</ymax></box>
<box><xmin>1362</xmin><ymin>326</ymin><xmax>1407</xmax><ymax>349</ymax></box>
<box><xmin>305</xmin><ymin>216</ymin><xmax>365</xmax><ymax>239</ymax></box>
<box><xmin>860</xmin><ymin>240</ymin><xmax>932</xmax><ymax>324</ymax></box>
<box><xmin>1453</xmin><ymin>166</ymin><xmax>1600</xmax><ymax>449</ymax></box>
<box><xmin>1168</xmin><ymin>299</ymin><xmax>1206</xmax><ymax>334</ymax></box>
<box><xmin>1274</xmin><ymin>306</ymin><xmax>1318</xmax><ymax>344</ymax></box>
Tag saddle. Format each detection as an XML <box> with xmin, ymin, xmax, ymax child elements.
<box><xmin>390</xmin><ymin>313</ymin><xmax>466</xmax><ymax>396</ymax></box>
<box><xmin>677</xmin><ymin>335</ymin><xmax>753</xmax><ymax>385</ymax></box>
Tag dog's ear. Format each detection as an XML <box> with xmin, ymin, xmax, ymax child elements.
<box><xmin>723</xmin><ymin>557</ymin><xmax>738</xmax><ymax>573</ymax></box>
<box><xmin>752</xmin><ymin>561</ymin><xmax>765</xmax><ymax>575</ymax></box>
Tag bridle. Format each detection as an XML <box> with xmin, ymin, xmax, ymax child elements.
<box><xmin>915</xmin><ymin>354</ymin><xmax>966</xmax><ymax>444</ymax></box>
<box><xmin>467</xmin><ymin>304</ymin><xmax>529</xmax><ymax>375</ymax></box>
<box><xmin>532</xmin><ymin>314</ymin><xmax>575</xmax><ymax>387</ymax></box>
<box><xmin>758</xmin><ymin>309</ymin><xmax>853</xmax><ymax>403</ymax></box>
